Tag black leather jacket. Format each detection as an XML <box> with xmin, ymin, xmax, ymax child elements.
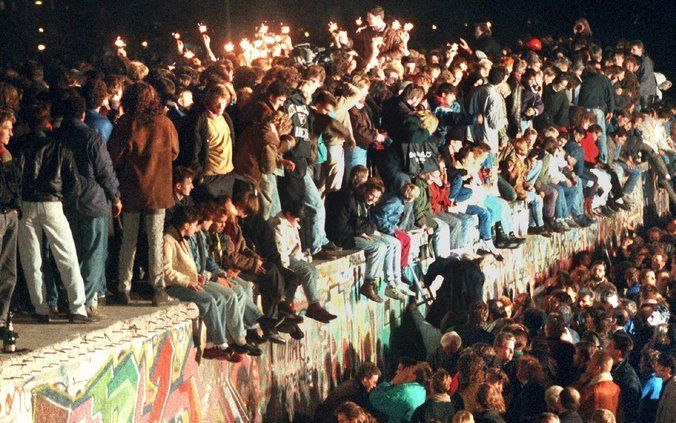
<box><xmin>17</xmin><ymin>130</ymin><xmax>81</xmax><ymax>202</ymax></box>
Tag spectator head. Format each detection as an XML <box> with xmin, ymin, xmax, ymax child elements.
<box><xmin>169</xmin><ymin>206</ymin><xmax>199</xmax><ymax>236</ymax></box>
<box><xmin>431</xmin><ymin>369</ymin><xmax>453</xmax><ymax>394</ymax></box>
<box><xmin>475</xmin><ymin>21</ymin><xmax>493</xmax><ymax>37</ymax></box>
<box><xmin>358</xmin><ymin>181</ymin><xmax>384</xmax><ymax>206</ymax></box>
<box><xmin>591</xmin><ymin>410</ymin><xmax>616</xmax><ymax>423</ymax></box>
<box><xmin>560</xmin><ymin>387</ymin><xmax>581</xmax><ymax>412</ymax></box>
<box><xmin>60</xmin><ymin>93</ymin><xmax>87</xmax><ymax>121</ymax></box>
<box><xmin>588</xmin><ymin>350</ymin><xmax>614</xmax><ymax>376</ymax></box>
<box><xmin>413</xmin><ymin>362</ymin><xmax>433</xmax><ymax>386</ymax></box>
<box><xmin>335</xmin><ymin>401</ymin><xmax>376</xmax><ymax>423</ymax></box>
<box><xmin>477</xmin><ymin>382</ymin><xmax>506</xmax><ymax>414</ymax></box>
<box><xmin>121</xmin><ymin>82</ymin><xmax>162</xmax><ymax>122</ymax></box>
<box><xmin>516</xmin><ymin>354</ymin><xmax>545</xmax><ymax>385</ymax></box>
<box><xmin>265</xmin><ymin>80</ymin><xmax>290</xmax><ymax>110</ymax></box>
<box><xmin>314</xmin><ymin>90</ymin><xmax>337</xmax><ymax>115</ymax></box>
<box><xmin>82</xmin><ymin>78</ymin><xmax>109</xmax><ymax>110</ymax></box>
<box><xmin>172</xmin><ymin>166</ymin><xmax>195</xmax><ymax>200</ymax></box>
<box><xmin>487</xmin><ymin>66</ymin><xmax>509</xmax><ymax>85</ymax></box>
<box><xmin>468</xmin><ymin>301</ymin><xmax>489</xmax><ymax>326</ymax></box>
<box><xmin>453</xmin><ymin>411</ymin><xmax>475</xmax><ymax>423</ymax></box>
<box><xmin>0</xmin><ymin>83</ymin><xmax>20</xmax><ymax>113</ymax></box>
<box><xmin>202</xmin><ymin>83</ymin><xmax>231</xmax><ymax>116</ymax></box>
<box><xmin>655</xmin><ymin>353</ymin><xmax>675</xmax><ymax>380</ymax></box>
<box><xmin>355</xmin><ymin>361</ymin><xmax>381</xmax><ymax>392</ymax></box>
<box><xmin>523</xmin><ymin>308</ymin><xmax>546</xmax><ymax>334</ymax></box>
<box><xmin>440</xmin><ymin>331</ymin><xmax>462</xmax><ymax>354</ymax></box>
<box><xmin>0</xmin><ymin>108</ymin><xmax>16</xmax><ymax>146</ymax></box>
<box><xmin>590</xmin><ymin>261</ymin><xmax>606</xmax><ymax>282</ymax></box>
<box><xmin>544</xmin><ymin>385</ymin><xmax>563</xmax><ymax>412</ymax></box>
<box><xmin>435</xmin><ymin>83</ymin><xmax>458</xmax><ymax>105</ymax></box>
<box><xmin>494</xmin><ymin>332</ymin><xmax>516</xmax><ymax>363</ymax></box>
<box><xmin>401</xmin><ymin>183</ymin><xmax>420</xmax><ymax>203</ymax></box>
<box><xmin>628</xmin><ymin>40</ymin><xmax>644</xmax><ymax>57</ymax></box>
<box><xmin>348</xmin><ymin>165</ymin><xmax>370</xmax><ymax>191</ymax></box>
<box><xmin>281</xmin><ymin>201</ymin><xmax>305</xmax><ymax>225</ymax></box>
<box><xmin>544</xmin><ymin>313</ymin><xmax>567</xmax><ymax>340</ymax></box>
<box><xmin>400</xmin><ymin>84</ymin><xmax>425</xmax><ymax>108</ymax></box>
<box><xmin>26</xmin><ymin>102</ymin><xmax>52</xmax><ymax>132</ymax></box>
<box><xmin>574</xmin><ymin>341</ymin><xmax>597</xmax><ymax>368</ymax></box>
<box><xmin>366</xmin><ymin>6</ymin><xmax>386</xmax><ymax>29</ymax></box>
<box><xmin>539</xmin><ymin>413</ymin><xmax>560</xmax><ymax>423</ymax></box>
<box><xmin>577</xmin><ymin>289</ymin><xmax>594</xmax><ymax>308</ymax></box>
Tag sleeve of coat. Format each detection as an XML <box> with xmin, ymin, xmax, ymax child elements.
<box><xmin>380</xmin><ymin>32</ymin><xmax>405</xmax><ymax>62</ymax></box>
<box><xmin>108</xmin><ymin>122</ymin><xmax>128</xmax><ymax>172</ymax></box>
<box><xmin>372</xmin><ymin>199</ymin><xmax>397</xmax><ymax>235</ymax></box>
<box><xmin>168</xmin><ymin>118</ymin><xmax>180</xmax><ymax>161</ymax></box>
<box><xmin>180</xmin><ymin>115</ymin><xmax>206</xmax><ymax>177</ymax></box>
<box><xmin>350</xmin><ymin>108</ymin><xmax>379</xmax><ymax>148</ymax></box>
<box><xmin>61</xmin><ymin>146</ymin><xmax>82</xmax><ymax>200</ymax></box>
<box><xmin>486</xmin><ymin>94</ymin><xmax>508</xmax><ymax>130</ymax></box>
<box><xmin>272</xmin><ymin>223</ymin><xmax>291</xmax><ymax>268</ymax></box>
<box><xmin>90</xmin><ymin>134</ymin><xmax>120</xmax><ymax>201</ymax></box>
<box><xmin>163</xmin><ymin>236</ymin><xmax>195</xmax><ymax>288</ymax></box>
<box><xmin>223</xmin><ymin>228</ymin><xmax>262</xmax><ymax>272</ymax></box>
<box><xmin>335</xmin><ymin>84</ymin><xmax>363</xmax><ymax>118</ymax></box>
<box><xmin>260</xmin><ymin>130</ymin><xmax>279</xmax><ymax>175</ymax></box>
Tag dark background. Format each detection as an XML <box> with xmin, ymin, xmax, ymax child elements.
<box><xmin>0</xmin><ymin>0</ymin><xmax>674</xmax><ymax>77</ymax></box>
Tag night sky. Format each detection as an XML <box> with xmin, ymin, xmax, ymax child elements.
<box><xmin>0</xmin><ymin>0</ymin><xmax>674</xmax><ymax>76</ymax></box>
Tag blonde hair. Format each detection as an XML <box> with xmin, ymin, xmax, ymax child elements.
<box><xmin>591</xmin><ymin>410</ymin><xmax>616</xmax><ymax>423</ymax></box>
<box><xmin>453</xmin><ymin>411</ymin><xmax>475</xmax><ymax>423</ymax></box>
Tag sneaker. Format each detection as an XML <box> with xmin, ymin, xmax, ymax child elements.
<box><xmin>278</xmin><ymin>302</ymin><xmax>304</xmax><ymax>323</ymax></box>
<box><xmin>305</xmin><ymin>303</ymin><xmax>337</xmax><ymax>323</ymax></box>
<box><xmin>203</xmin><ymin>347</ymin><xmax>242</xmax><ymax>362</ymax></box>
<box><xmin>87</xmin><ymin>306</ymin><xmax>105</xmax><ymax>320</ymax></box>
<box><xmin>359</xmin><ymin>281</ymin><xmax>384</xmax><ymax>303</ymax></box>
<box><xmin>574</xmin><ymin>216</ymin><xmax>594</xmax><ymax>228</ymax></box>
<box><xmin>258</xmin><ymin>316</ymin><xmax>285</xmax><ymax>333</ymax></box>
<box><xmin>289</xmin><ymin>325</ymin><xmax>304</xmax><ymax>340</ymax></box>
<box><xmin>277</xmin><ymin>322</ymin><xmax>304</xmax><ymax>340</ymax></box>
<box><xmin>69</xmin><ymin>313</ymin><xmax>100</xmax><ymax>324</ymax></box>
<box><xmin>265</xmin><ymin>331</ymin><xmax>286</xmax><ymax>345</ymax></box>
<box><xmin>384</xmin><ymin>285</ymin><xmax>407</xmax><ymax>301</ymax></box>
<box><xmin>230</xmin><ymin>342</ymin><xmax>262</xmax><ymax>356</ymax></box>
<box><xmin>152</xmin><ymin>289</ymin><xmax>177</xmax><ymax>307</ymax></box>
<box><xmin>246</xmin><ymin>329</ymin><xmax>266</xmax><ymax>345</ymax></box>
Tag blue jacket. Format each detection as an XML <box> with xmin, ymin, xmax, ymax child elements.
<box><xmin>57</xmin><ymin>118</ymin><xmax>119</xmax><ymax>218</ymax></box>
<box><xmin>448</xmin><ymin>171</ymin><xmax>472</xmax><ymax>203</ymax></box>
<box><xmin>85</xmin><ymin>109</ymin><xmax>113</xmax><ymax>143</ymax></box>
<box><xmin>564</xmin><ymin>140</ymin><xmax>586</xmax><ymax>177</ymax></box>
<box><xmin>373</xmin><ymin>193</ymin><xmax>405</xmax><ymax>235</ymax></box>
<box><xmin>189</xmin><ymin>230</ymin><xmax>224</xmax><ymax>281</ymax></box>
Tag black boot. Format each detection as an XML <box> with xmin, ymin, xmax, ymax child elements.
<box><xmin>495</xmin><ymin>223</ymin><xmax>519</xmax><ymax>249</ymax></box>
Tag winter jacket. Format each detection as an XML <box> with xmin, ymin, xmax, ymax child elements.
<box><xmin>520</xmin><ymin>88</ymin><xmax>545</xmax><ymax>120</ymax></box>
<box><xmin>57</xmin><ymin>118</ymin><xmax>119</xmax><ymax>218</ymax></box>
<box><xmin>176</xmin><ymin>105</ymin><xmax>235</xmax><ymax>179</ymax></box>
<box><xmin>542</xmin><ymin>85</ymin><xmax>570</xmax><ymax>127</ymax></box>
<box><xmin>373</xmin><ymin>193</ymin><xmax>405</xmax><ymax>235</ymax></box>
<box><xmin>163</xmin><ymin>226</ymin><xmax>198</xmax><ymax>288</ymax></box>
<box><xmin>612</xmin><ymin>360</ymin><xmax>641</xmax><ymax>423</ymax></box>
<box><xmin>578</xmin><ymin>72</ymin><xmax>615</xmax><ymax>113</ymax></box>
<box><xmin>233</xmin><ymin>121</ymin><xmax>279</xmax><ymax>186</ymax></box>
<box><xmin>354</xmin><ymin>25</ymin><xmax>405</xmax><ymax>69</ymax></box>
<box><xmin>189</xmin><ymin>230</ymin><xmax>224</xmax><ymax>281</ymax></box>
<box><xmin>579</xmin><ymin>375</ymin><xmax>621</xmax><ymax>421</ymax></box>
<box><xmin>369</xmin><ymin>381</ymin><xmax>427</xmax><ymax>423</ymax></box>
<box><xmin>222</xmin><ymin>219</ymin><xmax>264</xmax><ymax>273</ymax></box>
<box><xmin>109</xmin><ymin>114</ymin><xmax>178</xmax><ymax>212</ymax></box>
<box><xmin>0</xmin><ymin>151</ymin><xmax>21</xmax><ymax>211</ymax></box>
<box><xmin>636</xmin><ymin>55</ymin><xmax>657</xmax><ymax>98</ymax></box>
<box><xmin>411</xmin><ymin>177</ymin><xmax>438</xmax><ymax>229</ymax></box>
<box><xmin>283</xmin><ymin>90</ymin><xmax>314</xmax><ymax>166</ymax></box>
<box><xmin>85</xmin><ymin>109</ymin><xmax>113</xmax><ymax>143</ymax></box>
<box><xmin>350</xmin><ymin>105</ymin><xmax>379</xmax><ymax>149</ymax></box>
<box><xmin>17</xmin><ymin>130</ymin><xmax>81</xmax><ymax>202</ymax></box>
<box><xmin>469</xmin><ymin>84</ymin><xmax>508</xmax><ymax>152</ymax></box>
<box><xmin>327</xmin><ymin>193</ymin><xmax>376</xmax><ymax>249</ymax></box>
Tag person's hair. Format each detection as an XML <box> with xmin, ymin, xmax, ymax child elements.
<box><xmin>453</xmin><ymin>411</ymin><xmax>475</xmax><ymax>423</ymax></box>
<box><xmin>610</xmin><ymin>330</ymin><xmax>633</xmax><ymax>358</ymax></box>
<box><xmin>173</xmin><ymin>166</ymin><xmax>195</xmax><ymax>186</ymax></box>
<box><xmin>400</xmin><ymin>84</ymin><xmax>425</xmax><ymax>104</ymax></box>
<box><xmin>232</xmin><ymin>189</ymin><xmax>260</xmax><ymax>217</ymax></box>
<box><xmin>355</xmin><ymin>361</ymin><xmax>381</xmax><ymax>381</ymax></box>
<box><xmin>367</xmin><ymin>5</ymin><xmax>385</xmax><ymax>18</ymax></box>
<box><xmin>26</xmin><ymin>102</ymin><xmax>52</xmax><ymax>131</ymax></box>
<box><xmin>399</xmin><ymin>356</ymin><xmax>418</xmax><ymax>369</ymax></box>
<box><xmin>441</xmin><ymin>331</ymin><xmax>462</xmax><ymax>351</ymax></box>
<box><xmin>314</xmin><ymin>90</ymin><xmax>337</xmax><ymax>108</ymax></box>
<box><xmin>574</xmin><ymin>341</ymin><xmax>597</xmax><ymax>365</ymax></box>
<box><xmin>517</xmin><ymin>354</ymin><xmax>545</xmax><ymax>385</ymax></box>
<box><xmin>574</xmin><ymin>18</ymin><xmax>592</xmax><ymax>36</ymax></box>
<box><xmin>539</xmin><ymin>413</ymin><xmax>560</xmax><ymax>423</ymax></box>
<box><xmin>121</xmin><ymin>82</ymin><xmax>163</xmax><ymax>122</ymax></box>
<box><xmin>560</xmin><ymin>387</ymin><xmax>581</xmax><ymax>412</ymax></box>
<box><xmin>265</xmin><ymin>80</ymin><xmax>290</xmax><ymax>98</ymax></box>
<box><xmin>468</xmin><ymin>301</ymin><xmax>489</xmax><ymax>324</ymax></box>
<box><xmin>0</xmin><ymin>82</ymin><xmax>20</xmax><ymax>112</ymax></box>
<box><xmin>0</xmin><ymin>108</ymin><xmax>16</xmax><ymax>125</ymax></box>
<box><xmin>435</xmin><ymin>82</ymin><xmax>459</xmax><ymax>97</ymax></box>
<box><xmin>60</xmin><ymin>93</ymin><xmax>87</xmax><ymax>120</ymax></box>
<box><xmin>82</xmin><ymin>78</ymin><xmax>108</xmax><ymax>110</ymax></box>
<box><xmin>202</xmin><ymin>83</ymin><xmax>232</xmax><ymax>107</ymax></box>
<box><xmin>334</xmin><ymin>401</ymin><xmax>377</xmax><ymax>423</ymax></box>
<box><xmin>628</xmin><ymin>40</ymin><xmax>644</xmax><ymax>51</ymax></box>
<box><xmin>591</xmin><ymin>409</ymin><xmax>616</xmax><ymax>423</ymax></box>
<box><xmin>401</xmin><ymin>183</ymin><xmax>420</xmax><ymax>201</ymax></box>
<box><xmin>477</xmin><ymin>383</ymin><xmax>506</xmax><ymax>414</ymax></box>
<box><xmin>488</xmin><ymin>66</ymin><xmax>509</xmax><ymax>85</ymax></box>
<box><xmin>348</xmin><ymin>165</ymin><xmax>369</xmax><ymax>190</ymax></box>
<box><xmin>656</xmin><ymin>352</ymin><xmax>675</xmax><ymax>373</ymax></box>
<box><xmin>588</xmin><ymin>124</ymin><xmax>603</xmax><ymax>135</ymax></box>
<box><xmin>544</xmin><ymin>386</ymin><xmax>563</xmax><ymax>411</ymax></box>
<box><xmin>431</xmin><ymin>369</ymin><xmax>453</xmax><ymax>394</ymax></box>
<box><xmin>169</xmin><ymin>205</ymin><xmax>199</xmax><ymax>228</ymax></box>
<box><xmin>457</xmin><ymin>350</ymin><xmax>487</xmax><ymax>389</ymax></box>
<box><xmin>494</xmin><ymin>331</ymin><xmax>516</xmax><ymax>349</ymax></box>
<box><xmin>594</xmin><ymin>350</ymin><xmax>614</xmax><ymax>372</ymax></box>
<box><xmin>476</xmin><ymin>21</ymin><xmax>493</xmax><ymax>36</ymax></box>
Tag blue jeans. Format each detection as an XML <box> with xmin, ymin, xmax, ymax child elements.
<box><xmin>353</xmin><ymin>235</ymin><xmax>387</xmax><ymax>281</ymax></box>
<box><xmin>344</xmin><ymin>146</ymin><xmax>368</xmax><ymax>180</ymax></box>
<box><xmin>288</xmin><ymin>257</ymin><xmax>319</xmax><ymax>304</ymax></box>
<box><xmin>613</xmin><ymin>162</ymin><xmax>641</xmax><ymax>195</ymax></box>
<box><xmin>260</xmin><ymin>173</ymin><xmax>281</xmax><ymax>220</ymax></box>
<box><xmin>303</xmin><ymin>170</ymin><xmax>329</xmax><ymax>254</ymax></box>
<box><xmin>436</xmin><ymin>212</ymin><xmax>477</xmax><ymax>250</ymax></box>
<box><xmin>68</xmin><ymin>215</ymin><xmax>109</xmax><ymax>308</ymax></box>
<box><xmin>526</xmin><ymin>191</ymin><xmax>545</xmax><ymax>227</ymax></box>
<box><xmin>465</xmin><ymin>205</ymin><xmax>492</xmax><ymax>240</ymax></box>
<box><xmin>431</xmin><ymin>217</ymin><xmax>450</xmax><ymax>258</ymax></box>
<box><xmin>588</xmin><ymin>108</ymin><xmax>608</xmax><ymax>163</ymax></box>
<box><xmin>484</xmin><ymin>195</ymin><xmax>513</xmax><ymax>234</ymax></box>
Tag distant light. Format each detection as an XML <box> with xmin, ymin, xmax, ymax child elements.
<box><xmin>141</xmin><ymin>41</ymin><xmax>148</xmax><ymax>48</ymax></box>
<box><xmin>38</xmin><ymin>27</ymin><xmax>44</xmax><ymax>33</ymax></box>
<box><xmin>37</xmin><ymin>44</ymin><xmax>46</xmax><ymax>51</ymax></box>
<box><xmin>432</xmin><ymin>24</ymin><xmax>438</xmax><ymax>30</ymax></box>
<box><xmin>304</xmin><ymin>31</ymin><xmax>309</xmax><ymax>38</ymax></box>
<box><xmin>34</xmin><ymin>0</ymin><xmax>42</xmax><ymax>5</ymax></box>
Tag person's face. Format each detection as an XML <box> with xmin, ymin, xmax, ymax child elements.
<box><xmin>178</xmin><ymin>90</ymin><xmax>194</xmax><ymax>109</ymax></box>
<box><xmin>652</xmin><ymin>254</ymin><xmax>666</xmax><ymax>271</ymax></box>
<box><xmin>474</xmin><ymin>27</ymin><xmax>483</xmax><ymax>39</ymax></box>
<box><xmin>315</xmin><ymin>102</ymin><xmax>334</xmax><ymax>116</ymax></box>
<box><xmin>271</xmin><ymin>95</ymin><xmax>288</xmax><ymax>110</ymax></box>
<box><xmin>630</xmin><ymin>46</ymin><xmax>642</xmax><ymax>57</ymax></box>
<box><xmin>212</xmin><ymin>216</ymin><xmax>227</xmax><ymax>233</ymax></box>
<box><xmin>364</xmin><ymin>189</ymin><xmax>382</xmax><ymax>206</ymax></box>
<box><xmin>642</xmin><ymin>270</ymin><xmax>656</xmax><ymax>286</ymax></box>
<box><xmin>496</xmin><ymin>340</ymin><xmax>515</xmax><ymax>363</ymax></box>
<box><xmin>207</xmin><ymin>95</ymin><xmax>228</xmax><ymax>116</ymax></box>
<box><xmin>366</xmin><ymin>12</ymin><xmax>384</xmax><ymax>29</ymax></box>
<box><xmin>184</xmin><ymin>221</ymin><xmax>199</xmax><ymax>237</ymax></box>
<box><xmin>654</xmin><ymin>362</ymin><xmax>671</xmax><ymax>379</ymax></box>
<box><xmin>453</xmin><ymin>69</ymin><xmax>464</xmax><ymax>85</ymax></box>
<box><xmin>591</xmin><ymin>265</ymin><xmax>605</xmax><ymax>281</ymax></box>
<box><xmin>0</xmin><ymin>120</ymin><xmax>13</xmax><ymax>146</ymax></box>
<box><xmin>175</xmin><ymin>178</ymin><xmax>194</xmax><ymax>197</ymax></box>
<box><xmin>200</xmin><ymin>218</ymin><xmax>213</xmax><ymax>231</ymax></box>
<box><xmin>362</xmin><ymin>374</ymin><xmax>380</xmax><ymax>392</ymax></box>
<box><xmin>578</xmin><ymin>294</ymin><xmax>593</xmax><ymax>308</ymax></box>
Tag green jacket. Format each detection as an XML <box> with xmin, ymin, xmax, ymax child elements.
<box><xmin>412</xmin><ymin>178</ymin><xmax>438</xmax><ymax>230</ymax></box>
<box><xmin>369</xmin><ymin>381</ymin><xmax>427</xmax><ymax>423</ymax></box>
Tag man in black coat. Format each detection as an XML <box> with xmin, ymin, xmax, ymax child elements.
<box><xmin>558</xmin><ymin>387</ymin><xmax>584</xmax><ymax>423</ymax></box>
<box><xmin>608</xmin><ymin>331</ymin><xmax>641</xmax><ymax>423</ymax></box>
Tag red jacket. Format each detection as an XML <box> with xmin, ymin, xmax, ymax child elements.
<box><xmin>579</xmin><ymin>133</ymin><xmax>599</xmax><ymax>164</ymax></box>
<box><xmin>579</xmin><ymin>378</ymin><xmax>620</xmax><ymax>421</ymax></box>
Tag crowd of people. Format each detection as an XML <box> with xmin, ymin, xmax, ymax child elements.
<box><xmin>0</xmin><ymin>4</ymin><xmax>674</xmax><ymax>420</ymax></box>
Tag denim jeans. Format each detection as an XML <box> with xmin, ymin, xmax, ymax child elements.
<box><xmin>465</xmin><ymin>205</ymin><xmax>492</xmax><ymax>240</ymax></box>
<box><xmin>430</xmin><ymin>217</ymin><xmax>451</xmax><ymax>258</ymax></box>
<box><xmin>229</xmin><ymin>276</ymin><xmax>263</xmax><ymax>328</ymax></box>
<box><xmin>118</xmin><ymin>210</ymin><xmax>165</xmax><ymax>294</ymax></box>
<box><xmin>166</xmin><ymin>281</ymin><xmax>243</xmax><ymax>345</ymax></box>
<box><xmin>303</xmin><ymin>170</ymin><xmax>330</xmax><ymax>254</ymax></box>
<box><xmin>0</xmin><ymin>211</ymin><xmax>18</xmax><ymax>322</ymax></box>
<box><xmin>371</xmin><ymin>232</ymin><xmax>401</xmax><ymax>286</ymax></box>
<box><xmin>353</xmin><ymin>235</ymin><xmax>387</xmax><ymax>281</ymax></box>
<box><xmin>288</xmin><ymin>257</ymin><xmax>319</xmax><ymax>304</ymax></box>
<box><xmin>345</xmin><ymin>146</ymin><xmax>368</xmax><ymax>180</ymax></box>
<box><xmin>68</xmin><ymin>215</ymin><xmax>109</xmax><ymax>308</ymax></box>
<box><xmin>613</xmin><ymin>162</ymin><xmax>641</xmax><ymax>195</ymax></box>
<box><xmin>259</xmin><ymin>173</ymin><xmax>281</xmax><ymax>221</ymax></box>
<box><xmin>435</xmin><ymin>212</ymin><xmax>477</xmax><ymax>251</ymax></box>
<box><xmin>587</xmin><ymin>108</ymin><xmax>608</xmax><ymax>163</ymax></box>
<box><xmin>18</xmin><ymin>202</ymin><xmax>87</xmax><ymax>316</ymax></box>
<box><xmin>526</xmin><ymin>190</ymin><xmax>545</xmax><ymax>227</ymax></box>
<box><xmin>484</xmin><ymin>195</ymin><xmax>513</xmax><ymax>234</ymax></box>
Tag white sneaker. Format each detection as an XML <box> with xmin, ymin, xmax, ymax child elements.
<box><xmin>385</xmin><ymin>285</ymin><xmax>408</xmax><ymax>301</ymax></box>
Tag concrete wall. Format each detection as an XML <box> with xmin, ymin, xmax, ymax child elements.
<box><xmin>0</xmin><ymin>182</ymin><xmax>669</xmax><ymax>423</ymax></box>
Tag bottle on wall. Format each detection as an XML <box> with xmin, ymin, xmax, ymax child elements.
<box><xmin>3</xmin><ymin>311</ymin><xmax>16</xmax><ymax>353</ymax></box>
